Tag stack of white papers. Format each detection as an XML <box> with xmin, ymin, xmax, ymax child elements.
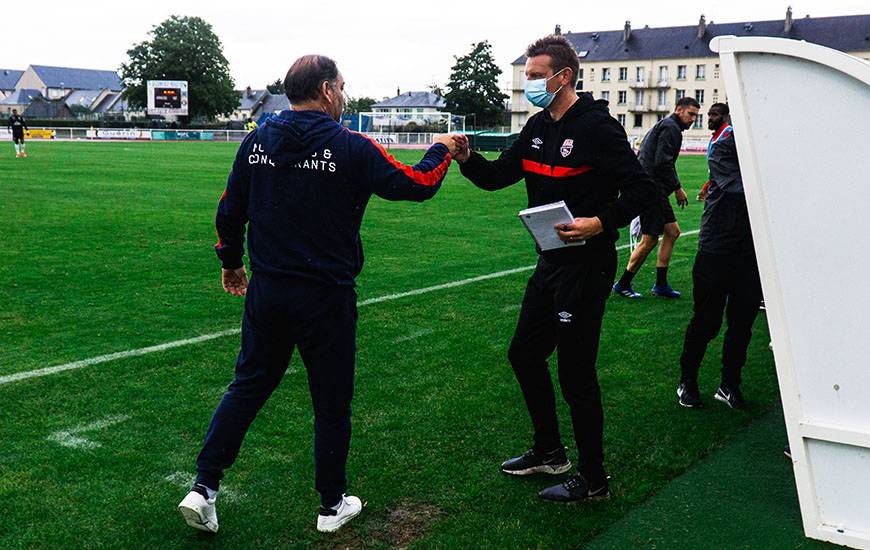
<box><xmin>518</xmin><ymin>200</ymin><xmax>584</xmax><ymax>251</ymax></box>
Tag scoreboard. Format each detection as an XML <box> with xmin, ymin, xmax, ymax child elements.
<box><xmin>147</xmin><ymin>80</ymin><xmax>189</xmax><ymax>116</ymax></box>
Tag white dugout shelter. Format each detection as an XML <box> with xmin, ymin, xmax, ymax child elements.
<box><xmin>711</xmin><ymin>36</ymin><xmax>870</xmax><ymax>548</ymax></box>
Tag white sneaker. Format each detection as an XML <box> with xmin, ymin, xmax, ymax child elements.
<box><xmin>316</xmin><ymin>495</ymin><xmax>363</xmax><ymax>533</ymax></box>
<box><xmin>178</xmin><ymin>489</ymin><xmax>219</xmax><ymax>533</ymax></box>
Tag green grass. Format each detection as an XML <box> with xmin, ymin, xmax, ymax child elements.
<box><xmin>0</xmin><ymin>141</ymin><xmax>788</xmax><ymax>548</ymax></box>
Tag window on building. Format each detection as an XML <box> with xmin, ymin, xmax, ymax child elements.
<box><xmin>634</xmin><ymin>90</ymin><xmax>644</xmax><ymax>106</ymax></box>
<box><xmin>633</xmin><ymin>114</ymin><xmax>643</xmax><ymax>128</ymax></box>
<box><xmin>658</xmin><ymin>66</ymin><xmax>668</xmax><ymax>82</ymax></box>
<box><xmin>589</xmin><ymin>68</ymin><xmax>595</xmax><ymax>82</ymax></box>
<box><xmin>694</xmin><ymin>113</ymin><xmax>704</xmax><ymax>129</ymax></box>
<box><xmin>618</xmin><ymin>113</ymin><xmax>626</xmax><ymax>126</ymax></box>
<box><xmin>696</xmin><ymin>64</ymin><xmax>706</xmax><ymax>79</ymax></box>
<box><xmin>600</xmin><ymin>90</ymin><xmax>610</xmax><ymax>101</ymax></box>
<box><xmin>576</xmin><ymin>68</ymin><xmax>584</xmax><ymax>91</ymax></box>
<box><xmin>636</xmin><ymin>66</ymin><xmax>645</xmax><ymax>82</ymax></box>
<box><xmin>677</xmin><ymin>65</ymin><xmax>687</xmax><ymax>80</ymax></box>
<box><xmin>602</xmin><ymin>67</ymin><xmax>611</xmax><ymax>81</ymax></box>
<box><xmin>657</xmin><ymin>89</ymin><xmax>667</xmax><ymax>106</ymax></box>
<box><xmin>618</xmin><ymin>90</ymin><xmax>627</xmax><ymax>105</ymax></box>
<box><xmin>675</xmin><ymin>89</ymin><xmax>686</xmax><ymax>102</ymax></box>
<box><xmin>618</xmin><ymin>67</ymin><xmax>628</xmax><ymax>81</ymax></box>
<box><xmin>416</xmin><ymin>108</ymin><xmax>424</xmax><ymax>113</ymax></box>
<box><xmin>695</xmin><ymin>89</ymin><xmax>705</xmax><ymax>104</ymax></box>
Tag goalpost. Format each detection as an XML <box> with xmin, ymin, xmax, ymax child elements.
<box><xmin>356</xmin><ymin>111</ymin><xmax>465</xmax><ymax>146</ymax></box>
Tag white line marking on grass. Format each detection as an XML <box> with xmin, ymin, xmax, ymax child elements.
<box><xmin>392</xmin><ymin>328</ymin><xmax>435</xmax><ymax>344</ymax></box>
<box><xmin>46</xmin><ymin>414</ymin><xmax>131</xmax><ymax>450</ymax></box>
<box><xmin>2</xmin><ymin>230</ymin><xmax>699</xmax><ymax>387</ymax></box>
<box><xmin>501</xmin><ymin>304</ymin><xmax>522</xmax><ymax>313</ymax></box>
<box><xmin>164</xmin><ymin>471</ymin><xmax>243</xmax><ymax>503</ymax></box>
<box><xmin>0</xmin><ymin>329</ymin><xmax>240</xmax><ymax>386</ymax></box>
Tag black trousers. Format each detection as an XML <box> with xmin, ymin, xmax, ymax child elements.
<box><xmin>679</xmin><ymin>251</ymin><xmax>763</xmax><ymax>388</ymax></box>
<box><xmin>508</xmin><ymin>250</ymin><xmax>616</xmax><ymax>483</ymax></box>
<box><xmin>195</xmin><ymin>273</ymin><xmax>357</xmax><ymax>507</ymax></box>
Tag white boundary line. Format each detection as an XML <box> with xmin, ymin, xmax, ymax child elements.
<box><xmin>0</xmin><ymin>230</ymin><xmax>698</xmax><ymax>387</ymax></box>
<box><xmin>46</xmin><ymin>414</ymin><xmax>131</xmax><ymax>450</ymax></box>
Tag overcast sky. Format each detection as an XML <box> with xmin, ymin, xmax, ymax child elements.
<box><xmin>0</xmin><ymin>0</ymin><xmax>865</xmax><ymax>99</ymax></box>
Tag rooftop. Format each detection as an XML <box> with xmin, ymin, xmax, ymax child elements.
<box><xmin>29</xmin><ymin>65</ymin><xmax>122</xmax><ymax>91</ymax></box>
<box><xmin>372</xmin><ymin>91</ymin><xmax>446</xmax><ymax>109</ymax></box>
<box><xmin>0</xmin><ymin>69</ymin><xmax>23</xmax><ymax>90</ymax></box>
<box><xmin>512</xmin><ymin>13</ymin><xmax>870</xmax><ymax>64</ymax></box>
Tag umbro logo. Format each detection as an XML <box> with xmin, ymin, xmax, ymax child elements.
<box><xmin>531</xmin><ymin>137</ymin><xmax>543</xmax><ymax>149</ymax></box>
<box><xmin>558</xmin><ymin>311</ymin><xmax>573</xmax><ymax>323</ymax></box>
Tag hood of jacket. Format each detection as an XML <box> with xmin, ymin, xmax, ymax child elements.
<box><xmin>256</xmin><ymin>109</ymin><xmax>345</xmax><ymax>167</ymax></box>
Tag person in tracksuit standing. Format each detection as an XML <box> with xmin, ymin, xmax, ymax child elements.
<box><xmin>612</xmin><ymin>97</ymin><xmax>700</xmax><ymax>299</ymax></box>
<box><xmin>8</xmin><ymin>109</ymin><xmax>28</xmax><ymax>158</ymax></box>
<box><xmin>452</xmin><ymin>35</ymin><xmax>655</xmax><ymax>502</ymax></box>
<box><xmin>177</xmin><ymin>54</ymin><xmax>458</xmax><ymax>535</ymax></box>
<box><xmin>676</xmin><ymin>103</ymin><xmax>762</xmax><ymax>409</ymax></box>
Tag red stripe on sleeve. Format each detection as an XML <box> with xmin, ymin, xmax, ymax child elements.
<box><xmin>361</xmin><ymin>134</ymin><xmax>452</xmax><ymax>186</ymax></box>
<box><xmin>522</xmin><ymin>159</ymin><xmax>594</xmax><ymax>178</ymax></box>
<box><xmin>215</xmin><ymin>189</ymin><xmax>228</xmax><ymax>247</ymax></box>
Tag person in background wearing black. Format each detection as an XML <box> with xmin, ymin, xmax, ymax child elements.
<box><xmin>452</xmin><ymin>34</ymin><xmax>655</xmax><ymax>503</ymax></box>
<box><xmin>675</xmin><ymin>103</ymin><xmax>762</xmax><ymax>409</ymax></box>
<box><xmin>8</xmin><ymin>109</ymin><xmax>28</xmax><ymax>158</ymax></box>
<box><xmin>612</xmin><ymin>97</ymin><xmax>700</xmax><ymax>299</ymax></box>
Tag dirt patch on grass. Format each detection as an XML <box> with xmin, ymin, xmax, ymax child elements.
<box><xmin>377</xmin><ymin>501</ymin><xmax>443</xmax><ymax>547</ymax></box>
<box><xmin>313</xmin><ymin>500</ymin><xmax>443</xmax><ymax>549</ymax></box>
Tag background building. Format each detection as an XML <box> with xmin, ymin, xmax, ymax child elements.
<box><xmin>0</xmin><ymin>69</ymin><xmax>23</xmax><ymax>100</ymax></box>
<box><xmin>228</xmin><ymin>86</ymin><xmax>290</xmax><ymax>122</ymax></box>
<box><xmin>510</xmin><ymin>10</ymin><xmax>870</xmax><ymax>144</ymax></box>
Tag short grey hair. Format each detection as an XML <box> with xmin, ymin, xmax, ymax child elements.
<box><xmin>283</xmin><ymin>55</ymin><xmax>339</xmax><ymax>103</ymax></box>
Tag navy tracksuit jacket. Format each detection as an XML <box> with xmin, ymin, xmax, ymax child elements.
<box><xmin>197</xmin><ymin>109</ymin><xmax>451</xmax><ymax>506</ymax></box>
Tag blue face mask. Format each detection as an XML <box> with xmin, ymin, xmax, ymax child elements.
<box><xmin>524</xmin><ymin>68</ymin><xmax>567</xmax><ymax>108</ymax></box>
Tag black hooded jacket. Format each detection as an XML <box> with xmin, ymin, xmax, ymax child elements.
<box><xmin>458</xmin><ymin>92</ymin><xmax>656</xmax><ymax>263</ymax></box>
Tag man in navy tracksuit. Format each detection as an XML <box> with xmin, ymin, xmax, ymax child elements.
<box><xmin>453</xmin><ymin>35</ymin><xmax>655</xmax><ymax>502</ymax></box>
<box><xmin>177</xmin><ymin>55</ymin><xmax>457</xmax><ymax>535</ymax></box>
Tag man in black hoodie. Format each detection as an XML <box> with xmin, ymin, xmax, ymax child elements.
<box><xmin>178</xmin><ymin>54</ymin><xmax>460</xmax><ymax>535</ymax></box>
<box><xmin>453</xmin><ymin>35</ymin><xmax>655</xmax><ymax>503</ymax></box>
<box><xmin>613</xmin><ymin>97</ymin><xmax>699</xmax><ymax>299</ymax></box>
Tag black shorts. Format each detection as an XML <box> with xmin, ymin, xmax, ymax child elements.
<box><xmin>639</xmin><ymin>192</ymin><xmax>677</xmax><ymax>236</ymax></box>
<box><xmin>12</xmin><ymin>134</ymin><xmax>24</xmax><ymax>144</ymax></box>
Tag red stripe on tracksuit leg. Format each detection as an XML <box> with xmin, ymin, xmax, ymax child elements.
<box><xmin>522</xmin><ymin>159</ymin><xmax>594</xmax><ymax>178</ymax></box>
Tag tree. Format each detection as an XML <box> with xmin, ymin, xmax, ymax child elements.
<box><xmin>266</xmin><ymin>79</ymin><xmax>284</xmax><ymax>94</ymax></box>
<box><xmin>429</xmin><ymin>82</ymin><xmax>445</xmax><ymax>98</ymax></box>
<box><xmin>444</xmin><ymin>41</ymin><xmax>508</xmax><ymax>128</ymax></box>
<box><xmin>120</xmin><ymin>16</ymin><xmax>237</xmax><ymax>121</ymax></box>
<box><xmin>344</xmin><ymin>96</ymin><xmax>377</xmax><ymax>116</ymax></box>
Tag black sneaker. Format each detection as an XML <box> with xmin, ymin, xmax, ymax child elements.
<box><xmin>783</xmin><ymin>445</ymin><xmax>792</xmax><ymax>459</ymax></box>
<box><xmin>538</xmin><ymin>474</ymin><xmax>610</xmax><ymax>503</ymax></box>
<box><xmin>677</xmin><ymin>381</ymin><xmax>703</xmax><ymax>408</ymax></box>
<box><xmin>714</xmin><ymin>385</ymin><xmax>745</xmax><ymax>409</ymax></box>
<box><xmin>500</xmin><ymin>447</ymin><xmax>572</xmax><ymax>476</ymax></box>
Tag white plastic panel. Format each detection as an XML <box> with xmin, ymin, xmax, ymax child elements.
<box><xmin>712</xmin><ymin>36</ymin><xmax>870</xmax><ymax>549</ymax></box>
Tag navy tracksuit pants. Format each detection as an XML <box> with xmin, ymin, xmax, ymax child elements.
<box><xmin>195</xmin><ymin>273</ymin><xmax>357</xmax><ymax>507</ymax></box>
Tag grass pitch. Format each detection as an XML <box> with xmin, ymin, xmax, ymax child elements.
<box><xmin>1</xmin><ymin>141</ymin><xmax>785</xmax><ymax>548</ymax></box>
